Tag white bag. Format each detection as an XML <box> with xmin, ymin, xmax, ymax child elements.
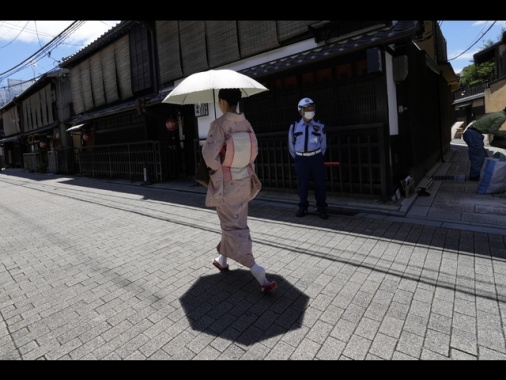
<box><xmin>477</xmin><ymin>158</ymin><xmax>506</xmax><ymax>194</ymax></box>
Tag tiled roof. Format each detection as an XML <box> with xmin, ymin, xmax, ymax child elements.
<box><xmin>67</xmin><ymin>99</ymin><xmax>138</xmax><ymax>125</ymax></box>
<box><xmin>241</xmin><ymin>21</ymin><xmax>419</xmax><ymax>78</ymax></box>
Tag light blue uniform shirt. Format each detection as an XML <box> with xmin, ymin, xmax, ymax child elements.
<box><xmin>288</xmin><ymin>118</ymin><xmax>326</xmax><ymax>158</ymax></box>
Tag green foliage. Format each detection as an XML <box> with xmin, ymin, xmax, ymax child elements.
<box><xmin>459</xmin><ymin>60</ymin><xmax>495</xmax><ymax>87</ymax></box>
<box><xmin>458</xmin><ymin>28</ymin><xmax>505</xmax><ymax>87</ymax></box>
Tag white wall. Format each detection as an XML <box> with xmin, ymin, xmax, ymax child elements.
<box><xmin>385</xmin><ymin>51</ymin><xmax>399</xmax><ymax>137</ymax></box>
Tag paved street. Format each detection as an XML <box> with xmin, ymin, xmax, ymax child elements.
<box><xmin>1</xmin><ymin>165</ymin><xmax>505</xmax><ymax>360</ymax></box>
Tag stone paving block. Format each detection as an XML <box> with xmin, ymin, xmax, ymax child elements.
<box><xmin>330</xmin><ymin>319</ymin><xmax>356</xmax><ymax>342</ymax></box>
<box><xmin>451</xmin><ymin>327</ymin><xmax>478</xmax><ymax>356</ymax></box>
<box><xmin>314</xmin><ymin>335</ymin><xmax>345</xmax><ymax>360</ymax></box>
<box><xmin>305</xmin><ymin>320</ymin><xmax>334</xmax><ymax>345</ymax></box>
<box><xmin>342</xmin><ymin>334</ymin><xmax>372</xmax><ymax>360</ymax></box>
<box><xmin>354</xmin><ymin>317</ymin><xmax>381</xmax><ymax>340</ymax></box>
<box><xmin>396</xmin><ymin>330</ymin><xmax>424</xmax><ymax>358</ymax></box>
<box><xmin>1</xmin><ymin>167</ymin><xmax>506</xmax><ymax>360</ymax></box>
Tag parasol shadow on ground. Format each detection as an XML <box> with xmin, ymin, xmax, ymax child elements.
<box><xmin>179</xmin><ymin>270</ymin><xmax>309</xmax><ymax>346</ymax></box>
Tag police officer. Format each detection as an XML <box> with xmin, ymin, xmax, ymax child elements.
<box><xmin>288</xmin><ymin>97</ymin><xmax>328</xmax><ymax>219</ymax></box>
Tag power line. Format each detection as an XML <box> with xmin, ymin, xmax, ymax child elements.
<box><xmin>0</xmin><ymin>21</ymin><xmax>85</xmax><ymax>77</ymax></box>
<box><xmin>34</xmin><ymin>21</ymin><xmax>43</xmax><ymax>48</ymax></box>
<box><xmin>447</xmin><ymin>21</ymin><xmax>497</xmax><ymax>61</ymax></box>
<box><xmin>0</xmin><ymin>21</ymin><xmax>61</xmax><ymax>41</ymax></box>
<box><xmin>0</xmin><ymin>21</ymin><xmax>29</xmax><ymax>49</ymax></box>
<box><xmin>0</xmin><ymin>21</ymin><xmax>87</xmax><ymax>83</ymax></box>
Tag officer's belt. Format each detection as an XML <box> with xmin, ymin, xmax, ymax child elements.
<box><xmin>296</xmin><ymin>149</ymin><xmax>321</xmax><ymax>157</ymax></box>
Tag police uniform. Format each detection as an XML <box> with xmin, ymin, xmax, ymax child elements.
<box><xmin>288</xmin><ymin>98</ymin><xmax>328</xmax><ymax>218</ymax></box>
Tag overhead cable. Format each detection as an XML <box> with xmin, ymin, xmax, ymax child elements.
<box><xmin>448</xmin><ymin>21</ymin><xmax>497</xmax><ymax>61</ymax></box>
<box><xmin>0</xmin><ymin>20</ymin><xmax>87</xmax><ymax>82</ymax></box>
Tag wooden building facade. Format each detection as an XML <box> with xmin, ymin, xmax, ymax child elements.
<box><xmin>1</xmin><ymin>20</ymin><xmax>458</xmax><ymax>201</ymax></box>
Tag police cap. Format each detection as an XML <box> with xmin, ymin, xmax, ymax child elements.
<box><xmin>298</xmin><ymin>97</ymin><xmax>314</xmax><ymax>110</ymax></box>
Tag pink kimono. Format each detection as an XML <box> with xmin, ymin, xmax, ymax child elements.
<box><xmin>202</xmin><ymin>112</ymin><xmax>261</xmax><ymax>268</ymax></box>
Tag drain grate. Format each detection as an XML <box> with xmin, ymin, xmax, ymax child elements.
<box><xmin>431</xmin><ymin>175</ymin><xmax>466</xmax><ymax>181</ymax></box>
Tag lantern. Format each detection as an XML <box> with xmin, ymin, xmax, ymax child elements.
<box><xmin>83</xmin><ymin>133</ymin><xmax>90</xmax><ymax>142</ymax></box>
<box><xmin>165</xmin><ymin>118</ymin><xmax>177</xmax><ymax>132</ymax></box>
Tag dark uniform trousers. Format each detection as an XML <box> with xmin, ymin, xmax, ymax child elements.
<box><xmin>463</xmin><ymin>127</ymin><xmax>488</xmax><ymax>179</ymax></box>
<box><xmin>294</xmin><ymin>153</ymin><xmax>327</xmax><ymax>211</ymax></box>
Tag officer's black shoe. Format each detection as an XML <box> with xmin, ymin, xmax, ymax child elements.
<box><xmin>296</xmin><ymin>209</ymin><xmax>308</xmax><ymax>217</ymax></box>
<box><xmin>318</xmin><ymin>210</ymin><xmax>329</xmax><ymax>219</ymax></box>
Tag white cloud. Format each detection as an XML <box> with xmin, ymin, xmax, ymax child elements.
<box><xmin>0</xmin><ymin>21</ymin><xmax>120</xmax><ymax>46</ymax></box>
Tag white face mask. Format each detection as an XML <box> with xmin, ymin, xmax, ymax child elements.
<box><xmin>303</xmin><ymin>111</ymin><xmax>315</xmax><ymax>120</ymax></box>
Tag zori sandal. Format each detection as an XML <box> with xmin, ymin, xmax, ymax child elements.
<box><xmin>213</xmin><ymin>259</ymin><xmax>229</xmax><ymax>272</ymax></box>
<box><xmin>261</xmin><ymin>280</ymin><xmax>277</xmax><ymax>293</ymax></box>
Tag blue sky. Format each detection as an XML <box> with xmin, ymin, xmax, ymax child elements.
<box><xmin>0</xmin><ymin>20</ymin><xmax>505</xmax><ymax>89</ymax></box>
<box><xmin>440</xmin><ymin>20</ymin><xmax>506</xmax><ymax>75</ymax></box>
<box><xmin>0</xmin><ymin>21</ymin><xmax>120</xmax><ymax>88</ymax></box>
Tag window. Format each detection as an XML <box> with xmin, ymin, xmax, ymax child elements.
<box><xmin>315</xmin><ymin>68</ymin><xmax>332</xmax><ymax>83</ymax></box>
<box><xmin>301</xmin><ymin>72</ymin><xmax>314</xmax><ymax>86</ymax></box>
<box><xmin>355</xmin><ymin>59</ymin><xmax>367</xmax><ymax>76</ymax></box>
<box><xmin>336</xmin><ymin>64</ymin><xmax>352</xmax><ymax>79</ymax></box>
<box><xmin>282</xmin><ymin>76</ymin><xmax>297</xmax><ymax>89</ymax></box>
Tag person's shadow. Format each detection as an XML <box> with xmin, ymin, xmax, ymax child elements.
<box><xmin>179</xmin><ymin>270</ymin><xmax>309</xmax><ymax>346</ymax></box>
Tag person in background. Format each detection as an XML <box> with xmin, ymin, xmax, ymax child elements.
<box><xmin>202</xmin><ymin>88</ymin><xmax>277</xmax><ymax>293</ymax></box>
<box><xmin>166</xmin><ymin>116</ymin><xmax>182</xmax><ymax>175</ymax></box>
<box><xmin>288</xmin><ymin>97</ymin><xmax>328</xmax><ymax>219</ymax></box>
<box><xmin>463</xmin><ymin>106</ymin><xmax>506</xmax><ymax>181</ymax></box>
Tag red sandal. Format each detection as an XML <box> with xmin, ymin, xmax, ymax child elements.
<box><xmin>213</xmin><ymin>259</ymin><xmax>229</xmax><ymax>272</ymax></box>
<box><xmin>261</xmin><ymin>280</ymin><xmax>277</xmax><ymax>293</ymax></box>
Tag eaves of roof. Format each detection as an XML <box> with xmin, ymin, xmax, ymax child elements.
<box><xmin>70</xmin><ymin>90</ymin><xmax>201</xmax><ymax>123</ymax></box>
<box><xmin>474</xmin><ymin>43</ymin><xmax>498</xmax><ymax>65</ymax></box>
<box><xmin>25</xmin><ymin>122</ymin><xmax>59</xmax><ymax>135</ymax></box>
<box><xmin>452</xmin><ymin>92</ymin><xmax>485</xmax><ymax>105</ymax></box>
<box><xmin>0</xmin><ymin>121</ymin><xmax>58</xmax><ymax>143</ymax></box>
<box><xmin>474</xmin><ymin>30</ymin><xmax>506</xmax><ymax>65</ymax></box>
<box><xmin>66</xmin><ymin>99</ymin><xmax>138</xmax><ymax>125</ymax></box>
<box><xmin>440</xmin><ymin>62</ymin><xmax>460</xmax><ymax>92</ymax></box>
<box><xmin>0</xmin><ymin>135</ymin><xmax>21</xmax><ymax>144</ymax></box>
<box><xmin>147</xmin><ymin>90</ymin><xmax>171</xmax><ymax>105</ymax></box>
<box><xmin>241</xmin><ymin>20</ymin><xmax>420</xmax><ymax>79</ymax></box>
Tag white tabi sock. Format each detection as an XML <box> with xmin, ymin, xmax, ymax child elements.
<box><xmin>250</xmin><ymin>264</ymin><xmax>269</xmax><ymax>286</ymax></box>
<box><xmin>215</xmin><ymin>255</ymin><xmax>227</xmax><ymax>267</ymax></box>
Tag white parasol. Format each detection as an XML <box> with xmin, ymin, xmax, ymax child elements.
<box><xmin>162</xmin><ymin>69</ymin><xmax>268</xmax><ymax>116</ymax></box>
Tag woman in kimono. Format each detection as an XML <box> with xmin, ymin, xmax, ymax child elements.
<box><xmin>202</xmin><ymin>88</ymin><xmax>277</xmax><ymax>293</ymax></box>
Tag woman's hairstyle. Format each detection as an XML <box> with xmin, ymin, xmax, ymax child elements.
<box><xmin>218</xmin><ymin>88</ymin><xmax>242</xmax><ymax>106</ymax></box>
